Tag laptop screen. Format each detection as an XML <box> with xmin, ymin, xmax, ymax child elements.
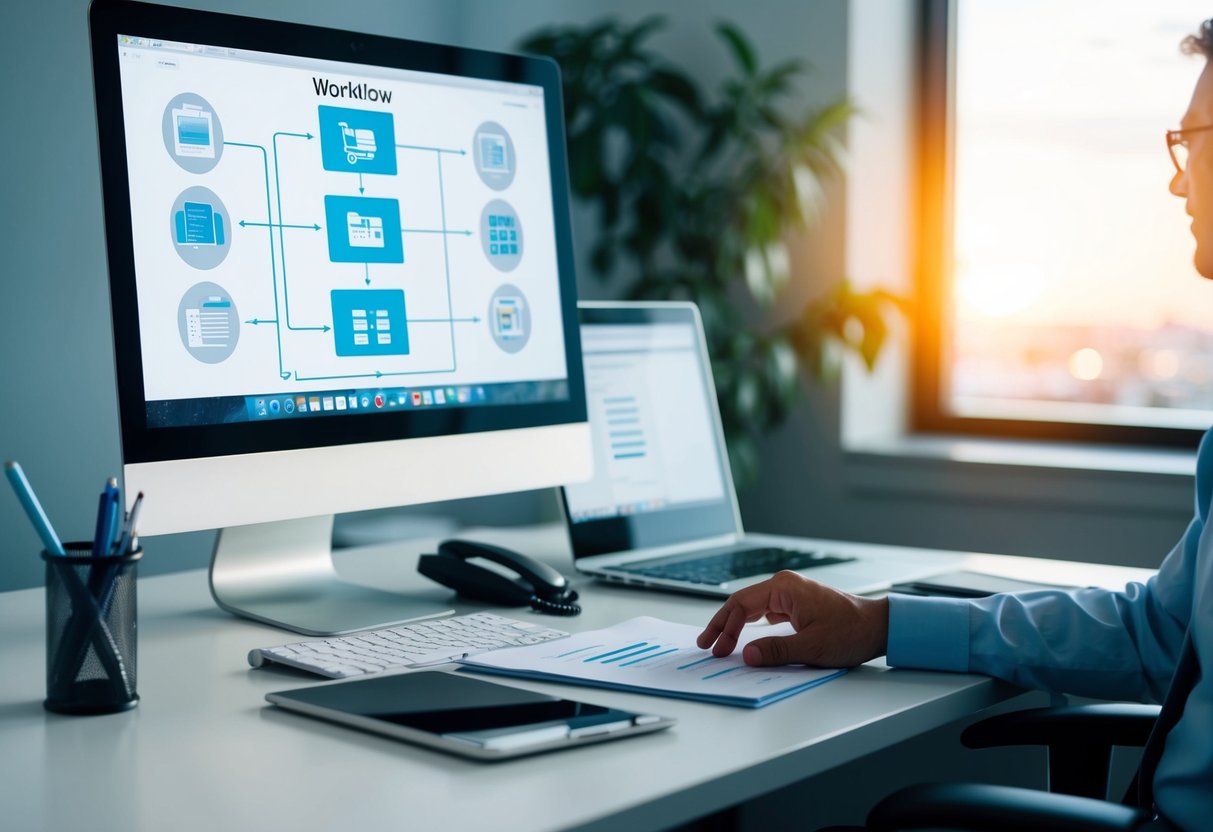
<box><xmin>562</xmin><ymin>305</ymin><xmax>739</xmax><ymax>557</ymax></box>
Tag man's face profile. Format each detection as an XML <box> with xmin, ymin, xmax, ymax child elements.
<box><xmin>1173</xmin><ymin>61</ymin><xmax>1213</xmax><ymax>279</ymax></box>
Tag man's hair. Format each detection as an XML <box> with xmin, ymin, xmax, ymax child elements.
<box><xmin>1182</xmin><ymin>20</ymin><xmax>1213</xmax><ymax>57</ymax></box>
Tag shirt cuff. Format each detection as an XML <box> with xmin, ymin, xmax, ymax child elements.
<box><xmin>886</xmin><ymin>594</ymin><xmax>971</xmax><ymax>672</ymax></box>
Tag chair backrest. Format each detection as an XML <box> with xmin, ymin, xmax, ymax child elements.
<box><xmin>961</xmin><ymin>704</ymin><xmax>1159</xmax><ymax>801</ymax></box>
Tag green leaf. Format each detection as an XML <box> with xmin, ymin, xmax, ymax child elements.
<box><xmin>646</xmin><ymin>68</ymin><xmax>704</xmax><ymax>118</ymax></box>
<box><xmin>795</xmin><ymin>99</ymin><xmax>857</xmax><ymax>162</ymax></box>
<box><xmin>620</xmin><ymin>15</ymin><xmax>667</xmax><ymax>55</ymax></box>
<box><xmin>566</xmin><ymin>130</ymin><xmax>602</xmax><ymax>197</ymax></box>
<box><xmin>757</xmin><ymin>59</ymin><xmax>805</xmax><ymax>96</ymax></box>
<box><xmin>601</xmin><ymin>184</ymin><xmax>621</xmax><ymax>227</ymax></box>
<box><xmin>715</xmin><ymin>22</ymin><xmax>758</xmax><ymax>77</ymax></box>
<box><xmin>726</xmin><ymin>432</ymin><xmax>760</xmax><ymax>491</ymax></box>
<box><xmin>590</xmin><ymin>238</ymin><xmax>615</xmax><ymax>278</ymax></box>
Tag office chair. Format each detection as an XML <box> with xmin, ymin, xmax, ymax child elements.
<box><xmin>822</xmin><ymin>702</ymin><xmax>1166</xmax><ymax>832</ymax></box>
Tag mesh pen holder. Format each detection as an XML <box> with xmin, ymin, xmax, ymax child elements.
<box><xmin>42</xmin><ymin>542</ymin><xmax>141</xmax><ymax>714</ymax></box>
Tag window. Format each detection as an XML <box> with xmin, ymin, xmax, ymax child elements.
<box><xmin>916</xmin><ymin>0</ymin><xmax>1211</xmax><ymax>446</ymax></box>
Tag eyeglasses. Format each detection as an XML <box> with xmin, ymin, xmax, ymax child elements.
<box><xmin>1167</xmin><ymin>125</ymin><xmax>1213</xmax><ymax>174</ymax></box>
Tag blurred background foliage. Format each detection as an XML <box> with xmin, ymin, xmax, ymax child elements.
<box><xmin>521</xmin><ymin>17</ymin><xmax>904</xmax><ymax>486</ymax></box>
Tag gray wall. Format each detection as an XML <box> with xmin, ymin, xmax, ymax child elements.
<box><xmin>0</xmin><ymin>0</ymin><xmax>1191</xmax><ymax>594</ymax></box>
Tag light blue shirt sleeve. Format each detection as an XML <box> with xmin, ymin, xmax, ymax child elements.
<box><xmin>887</xmin><ymin>578</ymin><xmax>1189</xmax><ymax>702</ymax></box>
<box><xmin>885</xmin><ymin>595</ymin><xmax>969</xmax><ymax>673</ymax></box>
<box><xmin>886</xmin><ymin>430</ymin><xmax>1206</xmax><ymax>702</ymax></box>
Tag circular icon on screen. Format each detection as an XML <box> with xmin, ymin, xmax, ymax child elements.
<box><xmin>479</xmin><ymin>200</ymin><xmax>523</xmax><ymax>272</ymax></box>
<box><xmin>487</xmin><ymin>284</ymin><xmax>531</xmax><ymax>354</ymax></box>
<box><xmin>168</xmin><ymin>186</ymin><xmax>232</xmax><ymax>270</ymax></box>
<box><xmin>162</xmin><ymin>93</ymin><xmax>224</xmax><ymax>174</ymax></box>
<box><xmin>177</xmin><ymin>282</ymin><xmax>239</xmax><ymax>364</ymax></box>
<box><xmin>472</xmin><ymin>120</ymin><xmax>516</xmax><ymax>191</ymax></box>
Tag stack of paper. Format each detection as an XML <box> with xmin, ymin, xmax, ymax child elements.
<box><xmin>459</xmin><ymin>616</ymin><xmax>845</xmax><ymax>708</ymax></box>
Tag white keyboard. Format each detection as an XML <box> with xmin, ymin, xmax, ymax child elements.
<box><xmin>248</xmin><ymin>612</ymin><xmax>570</xmax><ymax>679</ymax></box>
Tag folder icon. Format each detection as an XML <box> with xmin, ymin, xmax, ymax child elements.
<box><xmin>347</xmin><ymin>212</ymin><xmax>385</xmax><ymax>248</ymax></box>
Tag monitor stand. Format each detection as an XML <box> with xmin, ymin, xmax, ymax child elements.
<box><xmin>208</xmin><ymin>514</ymin><xmax>453</xmax><ymax>636</ymax></box>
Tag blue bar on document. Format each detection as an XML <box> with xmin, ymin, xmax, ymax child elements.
<box><xmin>611</xmin><ymin>441</ymin><xmax>646</xmax><ymax>450</ymax></box>
<box><xmin>703</xmin><ymin>666</ymin><xmax>745</xmax><ymax>680</ymax></box>
<box><xmin>555</xmin><ymin>645</ymin><xmax>601</xmax><ymax>658</ymax></box>
<box><xmin>600</xmin><ymin>644</ymin><xmax>661</xmax><ymax>664</ymax></box>
<box><xmin>614</xmin><ymin>452</ymin><xmax>646</xmax><ymax>460</ymax></box>
<box><xmin>677</xmin><ymin>655</ymin><xmax>719</xmax><ymax>671</ymax></box>
<box><xmin>603</xmin><ymin>396</ymin><xmax>636</xmax><ymax>404</ymax></box>
<box><xmin>584</xmin><ymin>642</ymin><xmax>647</xmax><ymax>663</ymax></box>
<box><xmin>607</xmin><ymin>418</ymin><xmax>640</xmax><ymax>425</ymax></box>
<box><xmin>619</xmin><ymin>647</ymin><xmax>679</xmax><ymax>667</ymax></box>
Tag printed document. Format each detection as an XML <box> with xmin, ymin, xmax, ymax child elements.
<box><xmin>459</xmin><ymin>616</ymin><xmax>845</xmax><ymax>708</ymax></box>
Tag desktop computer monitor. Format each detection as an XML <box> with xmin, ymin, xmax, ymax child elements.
<box><xmin>88</xmin><ymin>0</ymin><xmax>591</xmax><ymax>635</ymax></box>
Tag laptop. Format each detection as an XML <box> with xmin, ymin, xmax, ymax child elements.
<box><xmin>560</xmin><ymin>302</ymin><xmax>962</xmax><ymax>597</ymax></box>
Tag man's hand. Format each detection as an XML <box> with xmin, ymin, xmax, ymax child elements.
<box><xmin>696</xmin><ymin>570</ymin><xmax>890</xmax><ymax>667</ymax></box>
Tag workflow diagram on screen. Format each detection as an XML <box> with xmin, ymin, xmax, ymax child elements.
<box><xmin>161</xmin><ymin>92</ymin><xmax>534</xmax><ymax>382</ymax></box>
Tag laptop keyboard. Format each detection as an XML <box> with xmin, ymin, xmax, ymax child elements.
<box><xmin>603</xmin><ymin>546</ymin><xmax>856</xmax><ymax>587</ymax></box>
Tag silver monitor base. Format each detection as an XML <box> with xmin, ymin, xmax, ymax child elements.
<box><xmin>208</xmin><ymin>515</ymin><xmax>453</xmax><ymax>636</ymax></box>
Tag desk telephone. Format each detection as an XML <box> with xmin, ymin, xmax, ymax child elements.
<box><xmin>418</xmin><ymin>539</ymin><xmax>582</xmax><ymax>616</ymax></box>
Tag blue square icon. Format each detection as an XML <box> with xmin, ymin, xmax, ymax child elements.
<box><xmin>318</xmin><ymin>105</ymin><xmax>398</xmax><ymax>175</ymax></box>
<box><xmin>490</xmin><ymin>244</ymin><xmax>499</xmax><ymax>255</ymax></box>
<box><xmin>324</xmin><ymin>195</ymin><xmax>404</xmax><ymax>264</ymax></box>
<box><xmin>331</xmin><ymin>289</ymin><xmax>409</xmax><ymax>357</ymax></box>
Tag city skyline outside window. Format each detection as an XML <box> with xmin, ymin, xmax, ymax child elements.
<box><xmin>948</xmin><ymin>1</ymin><xmax>1213</xmax><ymax>430</ymax></box>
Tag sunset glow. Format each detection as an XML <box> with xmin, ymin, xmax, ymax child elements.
<box><xmin>1068</xmin><ymin>348</ymin><xmax>1103</xmax><ymax>381</ymax></box>
<box><xmin>948</xmin><ymin>1</ymin><xmax>1213</xmax><ymax>427</ymax></box>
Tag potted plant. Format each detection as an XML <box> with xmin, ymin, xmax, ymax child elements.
<box><xmin>521</xmin><ymin>17</ymin><xmax>902</xmax><ymax>485</ymax></box>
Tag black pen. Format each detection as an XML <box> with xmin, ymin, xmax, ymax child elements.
<box><xmin>112</xmin><ymin>491</ymin><xmax>143</xmax><ymax>556</ymax></box>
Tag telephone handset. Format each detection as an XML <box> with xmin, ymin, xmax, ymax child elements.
<box><xmin>417</xmin><ymin>539</ymin><xmax>582</xmax><ymax>616</ymax></box>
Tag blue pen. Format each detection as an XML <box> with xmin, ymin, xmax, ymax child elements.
<box><xmin>4</xmin><ymin>461</ymin><xmax>67</xmax><ymax>556</ymax></box>
<box><xmin>105</xmin><ymin>483</ymin><xmax>123</xmax><ymax>555</ymax></box>
<box><xmin>93</xmin><ymin>477</ymin><xmax>119</xmax><ymax>557</ymax></box>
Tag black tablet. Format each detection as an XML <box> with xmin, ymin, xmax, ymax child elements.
<box><xmin>266</xmin><ymin>670</ymin><xmax>675</xmax><ymax>760</ymax></box>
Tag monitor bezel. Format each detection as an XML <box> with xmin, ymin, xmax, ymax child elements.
<box><xmin>89</xmin><ymin>0</ymin><xmax>586</xmax><ymax>466</ymax></box>
<box><xmin>562</xmin><ymin>303</ymin><xmax>742</xmax><ymax>559</ymax></box>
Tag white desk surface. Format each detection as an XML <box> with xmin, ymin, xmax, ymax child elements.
<box><xmin>0</xmin><ymin>525</ymin><xmax>1153</xmax><ymax>832</ymax></box>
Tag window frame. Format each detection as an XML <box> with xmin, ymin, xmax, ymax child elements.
<box><xmin>911</xmin><ymin>0</ymin><xmax>1206</xmax><ymax>449</ymax></box>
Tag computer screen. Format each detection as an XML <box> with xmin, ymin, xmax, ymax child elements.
<box><xmin>89</xmin><ymin>0</ymin><xmax>590</xmax><ymax>634</ymax></box>
<box><xmin>115</xmin><ymin>34</ymin><xmax>569</xmax><ymax>429</ymax></box>
<box><xmin>563</xmin><ymin>321</ymin><xmax>727</xmax><ymax>523</ymax></box>
<box><xmin>559</xmin><ymin>304</ymin><xmax>739</xmax><ymax>559</ymax></box>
